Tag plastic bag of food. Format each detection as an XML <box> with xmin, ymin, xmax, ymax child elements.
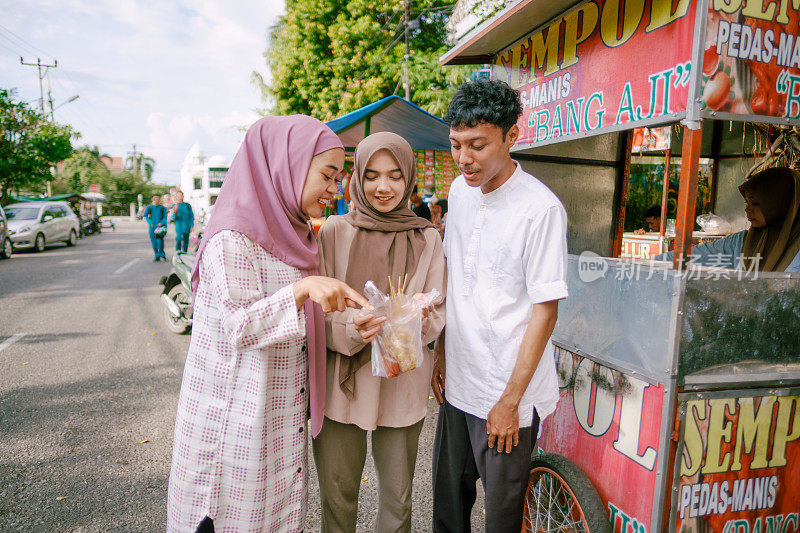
<box><xmin>696</xmin><ymin>213</ymin><xmax>732</xmax><ymax>234</ymax></box>
<box><xmin>362</xmin><ymin>280</ymin><xmax>439</xmax><ymax>378</ymax></box>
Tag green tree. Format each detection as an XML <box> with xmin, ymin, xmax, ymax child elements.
<box><xmin>0</xmin><ymin>88</ymin><xmax>75</xmax><ymax>204</ymax></box>
<box><xmin>54</xmin><ymin>144</ymin><xmax>166</xmax><ymax>209</ymax></box>
<box><xmin>469</xmin><ymin>0</ymin><xmax>513</xmax><ymax>24</ymax></box>
<box><xmin>101</xmin><ymin>169</ymin><xmax>167</xmax><ymax>210</ymax></box>
<box><xmin>52</xmin><ymin>145</ymin><xmax>112</xmax><ymax>194</ymax></box>
<box><xmin>125</xmin><ymin>152</ymin><xmax>156</xmax><ymax>181</ymax></box>
<box><xmin>258</xmin><ymin>0</ymin><xmax>470</xmax><ymax>119</ymax></box>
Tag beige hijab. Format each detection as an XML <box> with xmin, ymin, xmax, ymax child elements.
<box><xmin>339</xmin><ymin>132</ymin><xmax>433</xmax><ymax>397</ymax></box>
<box><xmin>739</xmin><ymin>167</ymin><xmax>800</xmax><ymax>272</ymax></box>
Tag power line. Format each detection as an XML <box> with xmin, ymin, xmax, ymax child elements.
<box><xmin>0</xmin><ymin>24</ymin><xmax>55</xmax><ymax>60</ymax></box>
<box><xmin>0</xmin><ymin>27</ymin><xmax>117</xmax><ymax>139</ymax></box>
<box><xmin>360</xmin><ymin>9</ymin><xmax>402</xmax><ymax>53</ymax></box>
<box><xmin>355</xmin><ymin>1</ymin><xmax>452</xmax><ymax>91</ymax></box>
<box><xmin>49</xmin><ymin>73</ymin><xmax>107</xmax><ymax>135</ymax></box>
<box><xmin>0</xmin><ymin>32</ymin><xmax>30</xmax><ymax>56</ymax></box>
<box><xmin>0</xmin><ymin>38</ymin><xmax>22</xmax><ymax>57</ymax></box>
<box><xmin>20</xmin><ymin>57</ymin><xmax>57</xmax><ymax>115</ymax></box>
<box><xmin>421</xmin><ymin>4</ymin><xmax>456</xmax><ymax>13</ymax></box>
<box><xmin>51</xmin><ymin>70</ymin><xmax>119</xmax><ymax>141</ymax></box>
<box><xmin>355</xmin><ymin>29</ymin><xmax>406</xmax><ymax>81</ymax></box>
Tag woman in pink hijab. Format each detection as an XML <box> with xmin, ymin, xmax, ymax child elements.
<box><xmin>166</xmin><ymin>115</ymin><xmax>367</xmax><ymax>533</ymax></box>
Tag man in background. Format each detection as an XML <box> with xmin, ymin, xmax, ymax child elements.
<box><xmin>644</xmin><ymin>205</ymin><xmax>661</xmax><ymax>232</ymax></box>
<box><xmin>411</xmin><ymin>185</ymin><xmax>431</xmax><ymax>220</ymax></box>
<box><xmin>172</xmin><ymin>191</ymin><xmax>194</xmax><ymax>253</ymax></box>
<box><xmin>144</xmin><ymin>195</ymin><xmax>167</xmax><ymax>262</ymax></box>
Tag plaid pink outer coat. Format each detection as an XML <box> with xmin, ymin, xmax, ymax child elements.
<box><xmin>167</xmin><ymin>231</ymin><xmax>309</xmax><ymax>532</ymax></box>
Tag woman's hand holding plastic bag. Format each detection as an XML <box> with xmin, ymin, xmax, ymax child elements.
<box><xmin>359</xmin><ymin>280</ymin><xmax>439</xmax><ymax>378</ymax></box>
<box><xmin>354</xmin><ymin>311</ymin><xmax>386</xmax><ymax>343</ymax></box>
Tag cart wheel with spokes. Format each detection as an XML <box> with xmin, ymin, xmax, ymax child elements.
<box><xmin>522</xmin><ymin>453</ymin><xmax>611</xmax><ymax>533</ymax></box>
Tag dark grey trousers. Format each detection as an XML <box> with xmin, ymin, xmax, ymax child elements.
<box><xmin>432</xmin><ymin>399</ymin><xmax>539</xmax><ymax>533</ymax></box>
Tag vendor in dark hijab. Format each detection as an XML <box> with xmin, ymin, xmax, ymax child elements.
<box><xmin>657</xmin><ymin>167</ymin><xmax>800</xmax><ymax>272</ymax></box>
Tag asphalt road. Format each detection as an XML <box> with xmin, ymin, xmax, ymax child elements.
<box><xmin>0</xmin><ymin>218</ymin><xmax>484</xmax><ymax>532</ymax></box>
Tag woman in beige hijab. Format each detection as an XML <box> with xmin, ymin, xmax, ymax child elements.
<box><xmin>315</xmin><ymin>132</ymin><xmax>446</xmax><ymax>532</ymax></box>
<box><xmin>657</xmin><ymin>166</ymin><xmax>800</xmax><ymax>271</ymax></box>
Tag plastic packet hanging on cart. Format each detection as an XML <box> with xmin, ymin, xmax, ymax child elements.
<box><xmin>696</xmin><ymin>213</ymin><xmax>733</xmax><ymax>234</ymax></box>
<box><xmin>362</xmin><ymin>280</ymin><xmax>440</xmax><ymax>378</ymax></box>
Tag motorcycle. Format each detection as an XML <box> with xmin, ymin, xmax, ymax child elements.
<box><xmin>79</xmin><ymin>215</ymin><xmax>101</xmax><ymax>237</ymax></box>
<box><xmin>159</xmin><ymin>252</ymin><xmax>195</xmax><ymax>334</ymax></box>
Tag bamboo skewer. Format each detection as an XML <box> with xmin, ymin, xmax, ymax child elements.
<box><xmin>388</xmin><ymin>274</ymin><xmax>410</xmax><ymax>302</ymax></box>
<box><xmin>387</xmin><ymin>275</ymin><xmax>410</xmax><ymax>302</ymax></box>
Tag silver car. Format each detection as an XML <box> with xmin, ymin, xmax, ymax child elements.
<box><xmin>5</xmin><ymin>201</ymin><xmax>80</xmax><ymax>252</ymax></box>
<box><xmin>0</xmin><ymin>206</ymin><xmax>12</xmax><ymax>259</ymax></box>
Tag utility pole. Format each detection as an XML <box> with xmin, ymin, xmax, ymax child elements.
<box><xmin>47</xmin><ymin>74</ymin><xmax>54</xmax><ymax>121</ymax></box>
<box><xmin>20</xmin><ymin>57</ymin><xmax>57</xmax><ymax>115</ymax></box>
<box><xmin>404</xmin><ymin>0</ymin><xmax>411</xmax><ymax>101</ymax></box>
<box><xmin>21</xmin><ymin>57</ymin><xmax>58</xmax><ymax>197</ymax></box>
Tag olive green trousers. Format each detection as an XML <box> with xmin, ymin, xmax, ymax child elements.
<box><xmin>312</xmin><ymin>417</ymin><xmax>425</xmax><ymax>533</ymax></box>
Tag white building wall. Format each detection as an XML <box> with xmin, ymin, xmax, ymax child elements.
<box><xmin>179</xmin><ymin>143</ymin><xmax>229</xmax><ymax>224</ymax></box>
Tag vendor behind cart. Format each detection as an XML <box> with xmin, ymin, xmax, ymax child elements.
<box><xmin>644</xmin><ymin>205</ymin><xmax>661</xmax><ymax>232</ymax></box>
<box><xmin>657</xmin><ymin>167</ymin><xmax>800</xmax><ymax>271</ymax></box>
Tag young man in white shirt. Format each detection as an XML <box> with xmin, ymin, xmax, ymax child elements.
<box><xmin>431</xmin><ymin>80</ymin><xmax>568</xmax><ymax>532</ymax></box>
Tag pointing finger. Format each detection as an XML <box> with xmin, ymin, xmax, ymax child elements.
<box><xmin>343</xmin><ymin>286</ymin><xmax>369</xmax><ymax>308</ymax></box>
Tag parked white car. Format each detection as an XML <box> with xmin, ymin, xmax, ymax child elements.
<box><xmin>5</xmin><ymin>201</ymin><xmax>80</xmax><ymax>252</ymax></box>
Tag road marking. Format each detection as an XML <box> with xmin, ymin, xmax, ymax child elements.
<box><xmin>114</xmin><ymin>258</ymin><xmax>140</xmax><ymax>275</ymax></box>
<box><xmin>0</xmin><ymin>333</ymin><xmax>27</xmax><ymax>353</ymax></box>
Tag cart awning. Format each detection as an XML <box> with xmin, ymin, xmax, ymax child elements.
<box><xmin>440</xmin><ymin>0</ymin><xmax>574</xmax><ymax>66</ymax></box>
<box><xmin>80</xmin><ymin>192</ymin><xmax>108</xmax><ymax>203</ymax></box>
<box><xmin>10</xmin><ymin>192</ymin><xmax>107</xmax><ymax>203</ymax></box>
<box><xmin>326</xmin><ymin>95</ymin><xmax>451</xmax><ymax>150</ymax></box>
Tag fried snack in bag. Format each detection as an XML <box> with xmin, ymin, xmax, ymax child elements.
<box><xmin>362</xmin><ymin>279</ymin><xmax>439</xmax><ymax>378</ymax></box>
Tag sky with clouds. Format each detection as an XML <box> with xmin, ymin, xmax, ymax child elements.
<box><xmin>0</xmin><ymin>0</ymin><xmax>284</xmax><ymax>185</ymax></box>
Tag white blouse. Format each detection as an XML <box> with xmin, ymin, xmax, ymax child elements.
<box><xmin>167</xmin><ymin>230</ymin><xmax>309</xmax><ymax>533</ymax></box>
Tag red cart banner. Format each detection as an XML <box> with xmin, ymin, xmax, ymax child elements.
<box><xmin>674</xmin><ymin>391</ymin><xmax>800</xmax><ymax>532</ymax></box>
<box><xmin>540</xmin><ymin>346</ymin><xmax>665</xmax><ymax>532</ymax></box>
<box><xmin>702</xmin><ymin>0</ymin><xmax>800</xmax><ymax>119</ymax></box>
<box><xmin>492</xmin><ymin>0</ymin><xmax>697</xmax><ymax>147</ymax></box>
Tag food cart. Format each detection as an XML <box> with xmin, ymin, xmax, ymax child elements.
<box><xmin>441</xmin><ymin>0</ymin><xmax>800</xmax><ymax>531</ymax></box>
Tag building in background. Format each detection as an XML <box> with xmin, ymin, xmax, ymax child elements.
<box><xmin>179</xmin><ymin>143</ymin><xmax>229</xmax><ymax>219</ymax></box>
<box><xmin>99</xmin><ymin>156</ymin><xmax>123</xmax><ymax>173</ymax></box>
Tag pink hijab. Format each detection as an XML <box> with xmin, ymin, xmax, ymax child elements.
<box><xmin>191</xmin><ymin>114</ymin><xmax>343</xmax><ymax>438</ymax></box>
